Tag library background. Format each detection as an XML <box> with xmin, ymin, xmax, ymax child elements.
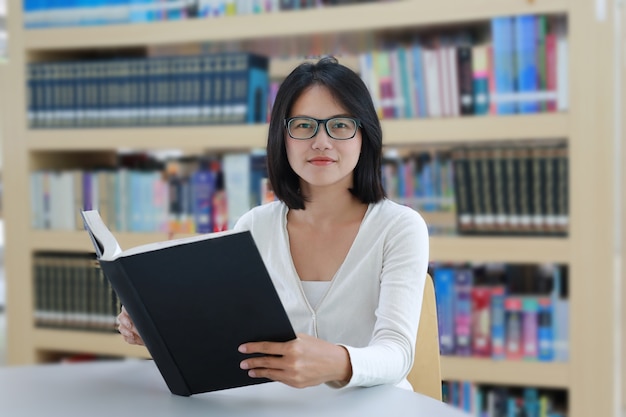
<box><xmin>0</xmin><ymin>0</ymin><xmax>624</xmax><ymax>416</ymax></box>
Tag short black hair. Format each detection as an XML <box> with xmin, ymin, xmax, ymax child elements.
<box><xmin>267</xmin><ymin>56</ymin><xmax>386</xmax><ymax>210</ymax></box>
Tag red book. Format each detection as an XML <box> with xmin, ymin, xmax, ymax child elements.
<box><xmin>471</xmin><ymin>286</ymin><xmax>492</xmax><ymax>357</ymax></box>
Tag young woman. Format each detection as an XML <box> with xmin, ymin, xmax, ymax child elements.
<box><xmin>118</xmin><ymin>56</ymin><xmax>429</xmax><ymax>391</ymax></box>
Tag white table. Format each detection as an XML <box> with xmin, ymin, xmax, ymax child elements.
<box><xmin>0</xmin><ymin>359</ymin><xmax>470</xmax><ymax>417</ymax></box>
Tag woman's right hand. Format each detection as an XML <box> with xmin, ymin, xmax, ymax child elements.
<box><xmin>117</xmin><ymin>306</ymin><xmax>145</xmax><ymax>346</ymax></box>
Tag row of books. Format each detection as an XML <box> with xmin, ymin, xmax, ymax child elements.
<box><xmin>357</xmin><ymin>15</ymin><xmax>568</xmax><ymax>119</ymax></box>
<box><xmin>23</xmin><ymin>0</ymin><xmax>377</xmax><ymax>28</ymax></box>
<box><xmin>431</xmin><ymin>263</ymin><xmax>569</xmax><ymax>362</ymax></box>
<box><xmin>451</xmin><ymin>143</ymin><xmax>568</xmax><ymax>236</ymax></box>
<box><xmin>382</xmin><ymin>149</ymin><xmax>455</xmax><ymax>213</ymax></box>
<box><xmin>30</xmin><ymin>152</ymin><xmax>270</xmax><ymax>233</ymax></box>
<box><xmin>27</xmin><ymin>52</ymin><xmax>269</xmax><ymax>128</ymax></box>
<box><xmin>29</xmin><ymin>140</ymin><xmax>569</xmax><ymax>237</ymax></box>
<box><xmin>33</xmin><ymin>253</ymin><xmax>120</xmax><ymax>332</ymax></box>
<box><xmin>443</xmin><ymin>381</ymin><xmax>567</xmax><ymax>417</ymax></box>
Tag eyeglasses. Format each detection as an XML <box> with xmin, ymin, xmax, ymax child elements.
<box><xmin>284</xmin><ymin>117</ymin><xmax>361</xmax><ymax>140</ymax></box>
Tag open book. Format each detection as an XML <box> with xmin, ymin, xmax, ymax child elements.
<box><xmin>81</xmin><ymin>210</ymin><xmax>296</xmax><ymax>396</ymax></box>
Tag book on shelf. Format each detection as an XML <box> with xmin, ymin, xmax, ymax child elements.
<box><xmin>80</xmin><ymin>209</ymin><xmax>296</xmax><ymax>396</ymax></box>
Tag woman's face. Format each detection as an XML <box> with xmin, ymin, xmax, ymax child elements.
<box><xmin>285</xmin><ymin>85</ymin><xmax>362</xmax><ymax>192</ymax></box>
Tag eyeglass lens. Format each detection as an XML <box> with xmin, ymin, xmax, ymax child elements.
<box><xmin>288</xmin><ymin>117</ymin><xmax>357</xmax><ymax>139</ymax></box>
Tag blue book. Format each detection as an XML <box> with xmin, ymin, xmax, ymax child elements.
<box><xmin>514</xmin><ymin>15</ymin><xmax>539</xmax><ymax>113</ymax></box>
<box><xmin>523</xmin><ymin>387</ymin><xmax>540</xmax><ymax>417</ymax></box>
<box><xmin>537</xmin><ymin>297</ymin><xmax>555</xmax><ymax>361</ymax></box>
<box><xmin>191</xmin><ymin>161</ymin><xmax>217</xmax><ymax>234</ymax></box>
<box><xmin>239</xmin><ymin>52</ymin><xmax>269</xmax><ymax>124</ymax></box>
<box><xmin>249</xmin><ymin>152</ymin><xmax>268</xmax><ymax>207</ymax></box>
<box><xmin>396</xmin><ymin>47</ymin><xmax>414</xmax><ymax>118</ymax></box>
<box><xmin>410</xmin><ymin>42</ymin><xmax>428</xmax><ymax>118</ymax></box>
<box><xmin>490</xmin><ymin>285</ymin><xmax>506</xmax><ymax>359</ymax></box>
<box><xmin>491</xmin><ymin>17</ymin><xmax>516</xmax><ymax>114</ymax></box>
<box><xmin>433</xmin><ymin>266</ymin><xmax>455</xmax><ymax>355</ymax></box>
<box><xmin>146</xmin><ymin>57</ymin><xmax>172</xmax><ymax>126</ymax></box>
<box><xmin>200</xmin><ymin>54</ymin><xmax>217</xmax><ymax>125</ymax></box>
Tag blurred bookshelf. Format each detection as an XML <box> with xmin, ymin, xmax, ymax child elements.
<box><xmin>1</xmin><ymin>1</ymin><xmax>623</xmax><ymax>417</ymax></box>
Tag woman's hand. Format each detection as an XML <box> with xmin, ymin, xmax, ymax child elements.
<box><xmin>117</xmin><ymin>306</ymin><xmax>145</xmax><ymax>346</ymax></box>
<box><xmin>238</xmin><ymin>333</ymin><xmax>352</xmax><ymax>388</ymax></box>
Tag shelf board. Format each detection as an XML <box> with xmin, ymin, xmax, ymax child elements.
<box><xmin>31</xmin><ymin>231</ymin><xmax>572</xmax><ymax>264</ymax></box>
<box><xmin>441</xmin><ymin>356</ymin><xmax>570</xmax><ymax>388</ymax></box>
<box><xmin>33</xmin><ymin>328</ymin><xmax>151</xmax><ymax>359</ymax></box>
<box><xmin>28</xmin><ymin>124</ymin><xmax>268</xmax><ymax>151</ymax></box>
<box><xmin>26</xmin><ymin>114</ymin><xmax>568</xmax><ymax>151</ymax></box>
<box><xmin>382</xmin><ymin>114</ymin><xmax>568</xmax><ymax>146</ymax></box>
<box><xmin>22</xmin><ymin>0</ymin><xmax>568</xmax><ymax>51</ymax></box>
<box><xmin>430</xmin><ymin>236</ymin><xmax>571</xmax><ymax>263</ymax></box>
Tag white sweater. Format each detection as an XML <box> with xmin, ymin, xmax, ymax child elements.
<box><xmin>233</xmin><ymin>198</ymin><xmax>429</xmax><ymax>389</ymax></box>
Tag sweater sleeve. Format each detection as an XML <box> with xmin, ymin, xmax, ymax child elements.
<box><xmin>336</xmin><ymin>208</ymin><xmax>429</xmax><ymax>389</ymax></box>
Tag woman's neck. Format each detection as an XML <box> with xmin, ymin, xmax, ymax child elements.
<box><xmin>290</xmin><ymin>185</ymin><xmax>368</xmax><ymax>228</ymax></box>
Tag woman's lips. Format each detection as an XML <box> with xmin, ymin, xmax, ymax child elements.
<box><xmin>308</xmin><ymin>157</ymin><xmax>335</xmax><ymax>166</ymax></box>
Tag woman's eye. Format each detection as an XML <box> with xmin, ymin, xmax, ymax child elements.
<box><xmin>296</xmin><ymin>123</ymin><xmax>313</xmax><ymax>129</ymax></box>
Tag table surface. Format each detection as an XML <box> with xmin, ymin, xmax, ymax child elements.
<box><xmin>0</xmin><ymin>359</ymin><xmax>470</xmax><ymax>417</ymax></box>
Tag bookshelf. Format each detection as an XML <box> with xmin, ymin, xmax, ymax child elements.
<box><xmin>1</xmin><ymin>1</ymin><xmax>622</xmax><ymax>417</ymax></box>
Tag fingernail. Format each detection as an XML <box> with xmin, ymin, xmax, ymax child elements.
<box><xmin>240</xmin><ymin>361</ymin><xmax>248</xmax><ymax>370</ymax></box>
<box><xmin>238</xmin><ymin>345</ymin><xmax>246</xmax><ymax>353</ymax></box>
<box><xmin>248</xmin><ymin>370</ymin><xmax>256</xmax><ymax>378</ymax></box>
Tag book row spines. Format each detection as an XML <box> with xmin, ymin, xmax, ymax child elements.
<box><xmin>30</xmin><ymin>152</ymin><xmax>271</xmax><ymax>234</ymax></box>
<box><xmin>431</xmin><ymin>263</ymin><xmax>569</xmax><ymax>363</ymax></box>
<box><xmin>23</xmin><ymin>0</ymin><xmax>378</xmax><ymax>28</ymax></box>
<box><xmin>442</xmin><ymin>380</ymin><xmax>567</xmax><ymax>417</ymax></box>
<box><xmin>33</xmin><ymin>252</ymin><xmax>121</xmax><ymax>333</ymax></box>
<box><xmin>451</xmin><ymin>143</ymin><xmax>568</xmax><ymax>236</ymax></box>
<box><xmin>265</xmin><ymin>15</ymin><xmax>569</xmax><ymax>121</ymax></box>
<box><xmin>382</xmin><ymin>142</ymin><xmax>569</xmax><ymax>237</ymax></box>
<box><xmin>27</xmin><ymin>52</ymin><xmax>269</xmax><ymax>128</ymax></box>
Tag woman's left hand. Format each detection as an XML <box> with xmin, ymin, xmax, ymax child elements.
<box><xmin>238</xmin><ymin>333</ymin><xmax>352</xmax><ymax>388</ymax></box>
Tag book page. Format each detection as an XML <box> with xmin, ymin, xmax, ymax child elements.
<box><xmin>81</xmin><ymin>210</ymin><xmax>123</xmax><ymax>261</ymax></box>
<box><xmin>119</xmin><ymin>228</ymin><xmax>241</xmax><ymax>258</ymax></box>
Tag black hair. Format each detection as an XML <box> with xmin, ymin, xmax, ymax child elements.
<box><xmin>266</xmin><ymin>56</ymin><xmax>386</xmax><ymax>210</ymax></box>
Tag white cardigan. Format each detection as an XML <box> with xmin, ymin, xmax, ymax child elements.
<box><xmin>233</xmin><ymin>198</ymin><xmax>429</xmax><ymax>389</ymax></box>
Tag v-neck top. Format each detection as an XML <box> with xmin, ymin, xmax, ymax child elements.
<box><xmin>233</xmin><ymin>198</ymin><xmax>429</xmax><ymax>390</ymax></box>
<box><xmin>300</xmin><ymin>281</ymin><xmax>332</xmax><ymax>309</ymax></box>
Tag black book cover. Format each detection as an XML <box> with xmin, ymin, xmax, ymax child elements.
<box><xmin>82</xmin><ymin>210</ymin><xmax>296</xmax><ymax>396</ymax></box>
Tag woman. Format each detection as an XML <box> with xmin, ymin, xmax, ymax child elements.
<box><xmin>118</xmin><ymin>56</ymin><xmax>429</xmax><ymax>390</ymax></box>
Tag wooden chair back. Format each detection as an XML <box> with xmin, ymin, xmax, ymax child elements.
<box><xmin>407</xmin><ymin>274</ymin><xmax>442</xmax><ymax>401</ymax></box>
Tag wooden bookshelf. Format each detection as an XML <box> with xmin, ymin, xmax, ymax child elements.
<box><xmin>33</xmin><ymin>329</ymin><xmax>150</xmax><ymax>360</ymax></box>
<box><xmin>2</xmin><ymin>1</ymin><xmax>623</xmax><ymax>417</ymax></box>
<box><xmin>440</xmin><ymin>357</ymin><xmax>570</xmax><ymax>388</ymax></box>
<box><xmin>22</xmin><ymin>0</ymin><xmax>568</xmax><ymax>50</ymax></box>
<box><xmin>25</xmin><ymin>114</ymin><xmax>567</xmax><ymax>151</ymax></box>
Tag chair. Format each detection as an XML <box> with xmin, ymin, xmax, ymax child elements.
<box><xmin>407</xmin><ymin>274</ymin><xmax>442</xmax><ymax>401</ymax></box>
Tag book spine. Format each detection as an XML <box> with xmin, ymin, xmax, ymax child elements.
<box><xmin>451</xmin><ymin>148</ymin><xmax>474</xmax><ymax>233</ymax></box>
<box><xmin>522</xmin><ymin>297</ymin><xmax>539</xmax><ymax>360</ymax></box>
<box><xmin>245</xmin><ymin>53</ymin><xmax>269</xmax><ymax>124</ymax></box>
<box><xmin>490</xmin><ymin>286</ymin><xmax>506</xmax><ymax>359</ymax></box>
<box><xmin>457</xmin><ymin>44</ymin><xmax>474</xmax><ymax>115</ymax></box>
<box><xmin>454</xmin><ymin>268</ymin><xmax>473</xmax><ymax>356</ymax></box>
<box><xmin>504</xmin><ymin>296</ymin><xmax>523</xmax><ymax>360</ymax></box>
<box><xmin>491</xmin><ymin>17</ymin><xmax>516</xmax><ymax>114</ymax></box>
<box><xmin>100</xmin><ymin>259</ymin><xmax>192</xmax><ymax>396</ymax></box>
<box><xmin>433</xmin><ymin>266</ymin><xmax>455</xmax><ymax>355</ymax></box>
<box><xmin>515</xmin><ymin>15</ymin><xmax>540</xmax><ymax>113</ymax></box>
<box><xmin>537</xmin><ymin>297</ymin><xmax>555</xmax><ymax>361</ymax></box>
<box><xmin>470</xmin><ymin>286</ymin><xmax>491</xmax><ymax>357</ymax></box>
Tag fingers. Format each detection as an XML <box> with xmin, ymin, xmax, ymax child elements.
<box><xmin>116</xmin><ymin>306</ymin><xmax>145</xmax><ymax>346</ymax></box>
<box><xmin>240</xmin><ymin>354</ymin><xmax>288</xmax><ymax>372</ymax></box>
<box><xmin>238</xmin><ymin>340</ymin><xmax>288</xmax><ymax>356</ymax></box>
